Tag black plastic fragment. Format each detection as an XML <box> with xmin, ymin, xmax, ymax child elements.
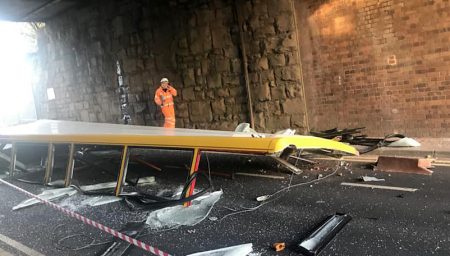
<box><xmin>297</xmin><ymin>213</ymin><xmax>352</xmax><ymax>256</ymax></box>
<box><xmin>99</xmin><ymin>221</ymin><xmax>145</xmax><ymax>256</ymax></box>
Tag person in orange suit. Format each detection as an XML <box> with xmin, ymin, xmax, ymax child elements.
<box><xmin>154</xmin><ymin>78</ymin><xmax>177</xmax><ymax>128</ymax></box>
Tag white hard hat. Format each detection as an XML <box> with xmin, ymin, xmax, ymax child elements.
<box><xmin>160</xmin><ymin>78</ymin><xmax>169</xmax><ymax>83</ymax></box>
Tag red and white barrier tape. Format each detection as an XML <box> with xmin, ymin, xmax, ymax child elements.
<box><xmin>0</xmin><ymin>179</ymin><xmax>172</xmax><ymax>256</ymax></box>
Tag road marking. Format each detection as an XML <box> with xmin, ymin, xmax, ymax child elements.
<box><xmin>0</xmin><ymin>233</ymin><xmax>45</xmax><ymax>256</ymax></box>
<box><xmin>341</xmin><ymin>182</ymin><xmax>418</xmax><ymax>192</ymax></box>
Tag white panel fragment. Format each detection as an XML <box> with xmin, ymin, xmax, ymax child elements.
<box><xmin>13</xmin><ymin>187</ymin><xmax>77</xmax><ymax>210</ymax></box>
<box><xmin>146</xmin><ymin>190</ymin><xmax>223</xmax><ymax>229</ymax></box>
<box><xmin>388</xmin><ymin>138</ymin><xmax>421</xmax><ymax>147</ymax></box>
<box><xmin>187</xmin><ymin>243</ymin><xmax>253</xmax><ymax>256</ymax></box>
<box><xmin>81</xmin><ymin>196</ymin><xmax>122</xmax><ymax>206</ymax></box>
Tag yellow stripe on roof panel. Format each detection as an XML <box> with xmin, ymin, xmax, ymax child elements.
<box><xmin>0</xmin><ymin>120</ymin><xmax>358</xmax><ymax>155</ymax></box>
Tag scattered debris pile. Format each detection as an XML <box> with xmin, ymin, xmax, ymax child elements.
<box><xmin>310</xmin><ymin>127</ymin><xmax>420</xmax><ymax>153</ymax></box>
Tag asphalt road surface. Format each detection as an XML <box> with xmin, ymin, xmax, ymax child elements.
<box><xmin>0</xmin><ymin>151</ymin><xmax>448</xmax><ymax>255</ymax></box>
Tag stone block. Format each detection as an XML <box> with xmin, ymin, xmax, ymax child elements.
<box><xmin>268</xmin><ymin>0</ymin><xmax>291</xmax><ymax>17</ymax></box>
<box><xmin>276</xmin><ymin>15</ymin><xmax>293</xmax><ymax>32</ymax></box>
<box><xmin>190</xmin><ymin>26</ymin><xmax>212</xmax><ymax>54</ymax></box>
<box><xmin>179</xmin><ymin>37</ymin><xmax>188</xmax><ymax>49</ymax></box>
<box><xmin>254</xmin><ymin>102</ymin><xmax>268</xmax><ymax>113</ymax></box>
<box><xmin>291</xmin><ymin>114</ymin><xmax>306</xmax><ymax>129</ymax></box>
<box><xmin>285</xmin><ymin>52</ymin><xmax>299</xmax><ymax>65</ymax></box>
<box><xmin>229</xmin><ymin>87</ymin><xmax>244</xmax><ymax>97</ymax></box>
<box><xmin>286</xmin><ymin>83</ymin><xmax>303</xmax><ymax>98</ymax></box>
<box><xmin>268</xmin><ymin>100</ymin><xmax>282</xmax><ymax>115</ymax></box>
<box><xmin>260</xmin><ymin>70</ymin><xmax>275</xmax><ymax>82</ymax></box>
<box><xmin>258</xmin><ymin>56</ymin><xmax>269</xmax><ymax>70</ymax></box>
<box><xmin>80</xmin><ymin>110</ymin><xmax>89</xmax><ymax>121</ymax></box>
<box><xmin>282</xmin><ymin>98</ymin><xmax>305</xmax><ymax>115</ymax></box>
<box><xmin>188</xmin><ymin>15</ymin><xmax>196</xmax><ymax>27</ymax></box>
<box><xmin>129</xmin><ymin>74</ymin><xmax>143</xmax><ymax>88</ymax></box>
<box><xmin>196</xmin><ymin>9</ymin><xmax>215</xmax><ymax>26</ymax></box>
<box><xmin>215</xmin><ymin>58</ymin><xmax>230</xmax><ymax>72</ymax></box>
<box><xmin>269</xmin><ymin>54</ymin><xmax>286</xmax><ymax>67</ymax></box>
<box><xmin>254</xmin><ymin>26</ymin><xmax>276</xmax><ymax>39</ymax></box>
<box><xmin>255</xmin><ymin>82</ymin><xmax>271</xmax><ymax>101</ymax></box>
<box><xmin>176</xmin><ymin>103</ymin><xmax>189</xmax><ymax>118</ymax></box>
<box><xmin>190</xmin><ymin>101</ymin><xmax>213</xmax><ymax>122</ymax></box>
<box><xmin>223</xmin><ymin>74</ymin><xmax>240</xmax><ymax>86</ymax></box>
<box><xmin>224</xmin><ymin>96</ymin><xmax>235</xmax><ymax>105</ymax></box>
<box><xmin>183</xmin><ymin>68</ymin><xmax>196</xmax><ymax>86</ymax></box>
<box><xmin>231</xmin><ymin>58</ymin><xmax>242</xmax><ymax>73</ymax></box>
<box><xmin>248</xmin><ymin>16</ymin><xmax>260</xmax><ymax>31</ymax></box>
<box><xmin>266</xmin><ymin>115</ymin><xmax>291</xmax><ymax>131</ymax></box>
<box><xmin>282</xmin><ymin>34</ymin><xmax>297</xmax><ymax>48</ymax></box>
<box><xmin>215</xmin><ymin>6</ymin><xmax>233</xmax><ymax>25</ymax></box>
<box><xmin>182</xmin><ymin>87</ymin><xmax>196</xmax><ymax>101</ymax></box>
<box><xmin>112</xmin><ymin>16</ymin><xmax>124</xmax><ymax>38</ymax></box>
<box><xmin>212</xmin><ymin>27</ymin><xmax>232</xmax><ymax>49</ymax></box>
<box><xmin>255</xmin><ymin>112</ymin><xmax>265</xmax><ymax>130</ymax></box>
<box><xmin>199</xmin><ymin>91</ymin><xmax>208</xmax><ymax>100</ymax></box>
<box><xmin>201</xmin><ymin>59</ymin><xmax>210</xmax><ymax>75</ymax></box>
<box><xmin>206</xmin><ymin>90</ymin><xmax>215</xmax><ymax>99</ymax></box>
<box><xmin>249</xmin><ymin>72</ymin><xmax>259</xmax><ymax>83</ymax></box>
<box><xmin>211</xmin><ymin>98</ymin><xmax>226</xmax><ymax>115</ymax></box>
<box><xmin>207</xmin><ymin>73</ymin><xmax>222</xmax><ymax>88</ymax></box>
<box><xmin>271</xmin><ymin>86</ymin><xmax>286</xmax><ymax>100</ymax></box>
<box><xmin>276</xmin><ymin>66</ymin><xmax>302</xmax><ymax>81</ymax></box>
<box><xmin>216</xmin><ymin>88</ymin><xmax>229</xmax><ymax>97</ymax></box>
<box><xmin>224</xmin><ymin>47</ymin><xmax>239</xmax><ymax>58</ymax></box>
<box><xmin>122</xmin><ymin>59</ymin><xmax>137</xmax><ymax>73</ymax></box>
<box><xmin>211</xmin><ymin>121</ymin><xmax>234</xmax><ymax>131</ymax></box>
<box><xmin>75</xmin><ymin>102</ymin><xmax>83</xmax><ymax>110</ymax></box>
<box><xmin>134</xmin><ymin>103</ymin><xmax>146</xmax><ymax>113</ymax></box>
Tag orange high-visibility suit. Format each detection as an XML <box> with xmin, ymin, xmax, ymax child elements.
<box><xmin>154</xmin><ymin>86</ymin><xmax>177</xmax><ymax>128</ymax></box>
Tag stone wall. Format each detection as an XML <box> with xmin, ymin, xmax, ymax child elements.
<box><xmin>296</xmin><ymin>0</ymin><xmax>450</xmax><ymax>137</ymax></box>
<box><xmin>35</xmin><ymin>0</ymin><xmax>308</xmax><ymax>133</ymax></box>
<box><xmin>240</xmin><ymin>0</ymin><xmax>307</xmax><ymax>132</ymax></box>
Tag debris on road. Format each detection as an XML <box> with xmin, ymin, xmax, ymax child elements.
<box><xmin>13</xmin><ymin>187</ymin><xmax>77</xmax><ymax>210</ymax></box>
<box><xmin>387</xmin><ymin>137</ymin><xmax>421</xmax><ymax>147</ymax></box>
<box><xmin>273</xmin><ymin>242</ymin><xmax>285</xmax><ymax>252</ymax></box>
<box><xmin>99</xmin><ymin>221</ymin><xmax>146</xmax><ymax>256</ymax></box>
<box><xmin>341</xmin><ymin>182</ymin><xmax>418</xmax><ymax>192</ymax></box>
<box><xmin>81</xmin><ymin>196</ymin><xmax>122</xmax><ymax>207</ymax></box>
<box><xmin>360</xmin><ymin>176</ymin><xmax>385</xmax><ymax>182</ymax></box>
<box><xmin>13</xmin><ymin>177</ymin><xmax>156</xmax><ymax>210</ymax></box>
<box><xmin>235</xmin><ymin>172</ymin><xmax>285</xmax><ymax>180</ymax></box>
<box><xmin>310</xmin><ymin>127</ymin><xmax>408</xmax><ymax>153</ymax></box>
<box><xmin>297</xmin><ymin>213</ymin><xmax>351</xmax><ymax>256</ymax></box>
<box><xmin>256</xmin><ymin>195</ymin><xmax>270</xmax><ymax>202</ymax></box>
<box><xmin>186</xmin><ymin>243</ymin><xmax>253</xmax><ymax>256</ymax></box>
<box><xmin>145</xmin><ymin>190</ymin><xmax>223</xmax><ymax>229</ymax></box>
<box><xmin>375</xmin><ymin>156</ymin><xmax>433</xmax><ymax>175</ymax></box>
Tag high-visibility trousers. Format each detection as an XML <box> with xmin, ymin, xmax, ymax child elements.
<box><xmin>161</xmin><ymin>106</ymin><xmax>175</xmax><ymax>128</ymax></box>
